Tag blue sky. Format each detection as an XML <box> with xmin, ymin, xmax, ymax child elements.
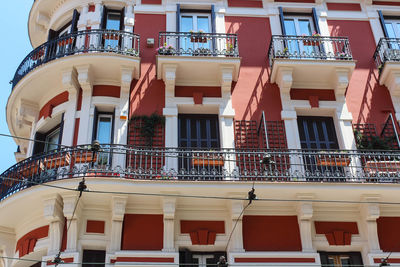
<box><xmin>0</xmin><ymin>2</ymin><xmax>32</xmax><ymax>172</ymax></box>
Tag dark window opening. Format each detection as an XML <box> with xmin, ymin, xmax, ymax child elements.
<box><xmin>319</xmin><ymin>251</ymin><xmax>363</xmax><ymax>267</ymax></box>
<box><xmin>82</xmin><ymin>250</ymin><xmax>106</xmax><ymax>267</ymax></box>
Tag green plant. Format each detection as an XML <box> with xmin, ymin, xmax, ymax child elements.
<box><xmin>354</xmin><ymin>130</ymin><xmax>396</xmax><ymax>150</ymax></box>
<box><xmin>131</xmin><ymin>113</ymin><xmax>165</xmax><ymax>146</ymax></box>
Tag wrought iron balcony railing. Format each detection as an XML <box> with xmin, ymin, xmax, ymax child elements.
<box><xmin>158</xmin><ymin>32</ymin><xmax>239</xmax><ymax>57</ymax></box>
<box><xmin>11</xmin><ymin>29</ymin><xmax>140</xmax><ymax>89</ymax></box>
<box><xmin>2</xmin><ymin>145</ymin><xmax>400</xmax><ymax>200</ymax></box>
<box><xmin>268</xmin><ymin>35</ymin><xmax>353</xmax><ymax>67</ymax></box>
<box><xmin>374</xmin><ymin>37</ymin><xmax>400</xmax><ymax>74</ymax></box>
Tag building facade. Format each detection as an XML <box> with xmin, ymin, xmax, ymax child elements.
<box><xmin>2</xmin><ymin>0</ymin><xmax>400</xmax><ymax>266</ymax></box>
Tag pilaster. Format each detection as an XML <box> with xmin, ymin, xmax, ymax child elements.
<box><xmin>62</xmin><ymin>194</ymin><xmax>83</xmax><ymax>253</ymax></box>
<box><xmin>360</xmin><ymin>195</ymin><xmax>382</xmax><ymax>254</ymax></box>
<box><xmin>61</xmin><ymin>67</ymin><xmax>79</xmax><ymax>146</ymax></box>
<box><xmin>228</xmin><ymin>200</ymin><xmax>245</xmax><ymax>252</ymax></box>
<box><xmin>44</xmin><ymin>194</ymin><xmax>64</xmax><ymax>255</ymax></box>
<box><xmin>76</xmin><ymin>65</ymin><xmax>93</xmax><ymax>145</ymax></box>
<box><xmin>108</xmin><ymin>196</ymin><xmax>127</xmax><ymax>253</ymax></box>
<box><xmin>162</xmin><ymin>197</ymin><xmax>176</xmax><ymax>252</ymax></box>
<box><xmin>296</xmin><ymin>194</ymin><xmax>315</xmax><ymax>252</ymax></box>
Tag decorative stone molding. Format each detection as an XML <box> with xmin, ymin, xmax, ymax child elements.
<box><xmin>111</xmin><ymin>196</ymin><xmax>127</xmax><ymax>222</ymax></box>
<box><xmin>76</xmin><ymin>65</ymin><xmax>93</xmax><ymax>93</ymax></box>
<box><xmin>109</xmin><ymin>196</ymin><xmax>127</xmax><ymax>253</ymax></box>
<box><xmin>220</xmin><ymin>66</ymin><xmax>234</xmax><ymax>93</ymax></box>
<box><xmin>162</xmin><ymin>197</ymin><xmax>176</xmax><ymax>252</ymax></box>
<box><xmin>276</xmin><ymin>67</ymin><xmax>293</xmax><ymax>94</ymax></box>
<box><xmin>334</xmin><ymin>68</ymin><xmax>351</xmax><ymax>96</ymax></box>
<box><xmin>121</xmin><ymin>66</ymin><xmax>135</xmax><ymax>93</ymax></box>
<box><xmin>44</xmin><ymin>194</ymin><xmax>64</xmax><ymax>222</ymax></box>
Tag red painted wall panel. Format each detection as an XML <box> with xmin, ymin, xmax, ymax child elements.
<box><xmin>111</xmin><ymin>257</ymin><xmax>174</xmax><ymax>263</ymax></box>
<box><xmin>180</xmin><ymin>220</ymin><xmax>225</xmax><ymax>233</ymax></box>
<box><xmin>326</xmin><ymin>3</ymin><xmax>362</xmax><ymax>11</ymax></box>
<box><xmin>92</xmin><ymin>85</ymin><xmax>120</xmax><ymax>98</ymax></box>
<box><xmin>227</xmin><ymin>0</ymin><xmax>263</xmax><ymax>8</ymax></box>
<box><xmin>275</xmin><ymin>0</ymin><xmax>315</xmax><ymax>3</ymax></box>
<box><xmin>235</xmin><ymin>258</ymin><xmax>315</xmax><ymax>263</ymax></box>
<box><xmin>121</xmin><ymin>214</ymin><xmax>163</xmax><ymax>250</ymax></box>
<box><xmin>315</xmin><ymin>221</ymin><xmax>359</xmax><ymax>234</ymax></box>
<box><xmin>130</xmin><ymin>14</ymin><xmax>165</xmax><ymax>117</ymax></box>
<box><xmin>290</xmin><ymin>89</ymin><xmax>336</xmax><ymax>101</ymax></box>
<box><xmin>39</xmin><ymin>91</ymin><xmax>69</xmax><ymax>119</ymax></box>
<box><xmin>225</xmin><ymin>17</ymin><xmax>282</xmax><ymax>121</ymax></box>
<box><xmin>242</xmin><ymin>215</ymin><xmax>302</xmax><ymax>251</ymax></box>
<box><xmin>16</xmin><ymin>225</ymin><xmax>49</xmax><ymax>256</ymax></box>
<box><xmin>377</xmin><ymin>217</ymin><xmax>400</xmax><ymax>252</ymax></box>
<box><xmin>76</xmin><ymin>88</ymin><xmax>82</xmax><ymax>111</ymax></box>
<box><xmin>72</xmin><ymin>118</ymin><xmax>80</xmax><ymax>146</ymax></box>
<box><xmin>372</xmin><ymin>1</ymin><xmax>400</xmax><ymax>6</ymax></box>
<box><xmin>175</xmin><ymin>86</ymin><xmax>221</xmax><ymax>97</ymax></box>
<box><xmin>327</xmin><ymin>20</ymin><xmax>396</xmax><ymax>132</ymax></box>
<box><xmin>86</xmin><ymin>220</ymin><xmax>105</xmax><ymax>234</ymax></box>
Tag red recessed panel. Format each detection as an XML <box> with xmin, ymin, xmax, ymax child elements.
<box><xmin>121</xmin><ymin>214</ymin><xmax>163</xmax><ymax>250</ymax></box>
<box><xmin>141</xmin><ymin>0</ymin><xmax>162</xmax><ymax>4</ymax></box>
<box><xmin>275</xmin><ymin>0</ymin><xmax>315</xmax><ymax>3</ymax></box>
<box><xmin>86</xmin><ymin>220</ymin><xmax>105</xmax><ymax>234</ymax></box>
<box><xmin>242</xmin><ymin>216</ymin><xmax>302</xmax><ymax>251</ymax></box>
<box><xmin>372</xmin><ymin>1</ymin><xmax>400</xmax><ymax>6</ymax></box>
<box><xmin>175</xmin><ymin>86</ymin><xmax>221</xmax><ymax>98</ymax></box>
<box><xmin>88</xmin><ymin>5</ymin><xmax>95</xmax><ymax>12</ymax></box>
<box><xmin>180</xmin><ymin>220</ymin><xmax>225</xmax><ymax>233</ymax></box>
<box><xmin>290</xmin><ymin>89</ymin><xmax>336</xmax><ymax>101</ymax></box>
<box><xmin>327</xmin><ymin>3</ymin><xmax>362</xmax><ymax>11</ymax></box>
<box><xmin>110</xmin><ymin>257</ymin><xmax>174</xmax><ymax>263</ymax></box>
<box><xmin>315</xmin><ymin>221</ymin><xmax>359</xmax><ymax>234</ymax></box>
<box><xmin>92</xmin><ymin>85</ymin><xmax>120</xmax><ymax>98</ymax></box>
<box><xmin>374</xmin><ymin>258</ymin><xmax>400</xmax><ymax>263</ymax></box>
<box><xmin>227</xmin><ymin>0</ymin><xmax>263</xmax><ymax>8</ymax></box>
<box><xmin>377</xmin><ymin>217</ymin><xmax>400</xmax><ymax>252</ymax></box>
<box><xmin>235</xmin><ymin>258</ymin><xmax>315</xmax><ymax>263</ymax></box>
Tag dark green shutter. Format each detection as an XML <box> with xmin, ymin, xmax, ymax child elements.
<box><xmin>279</xmin><ymin>7</ymin><xmax>286</xmax><ymax>35</ymax></box>
<box><xmin>378</xmin><ymin>10</ymin><xmax>389</xmax><ymax>37</ymax></box>
<box><xmin>312</xmin><ymin>8</ymin><xmax>321</xmax><ymax>34</ymax></box>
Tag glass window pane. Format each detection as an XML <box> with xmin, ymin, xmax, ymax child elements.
<box><xmin>299</xmin><ymin>19</ymin><xmax>312</xmax><ymax>35</ymax></box>
<box><xmin>197</xmin><ymin>16</ymin><xmax>209</xmax><ymax>32</ymax></box>
<box><xmin>106</xmin><ymin>12</ymin><xmax>121</xmax><ymax>30</ymax></box>
<box><xmin>45</xmin><ymin>129</ymin><xmax>60</xmax><ymax>152</ymax></box>
<box><xmin>284</xmin><ymin>19</ymin><xmax>296</xmax><ymax>35</ymax></box>
<box><xmin>385</xmin><ymin>23</ymin><xmax>397</xmax><ymax>38</ymax></box>
<box><xmin>181</xmin><ymin>16</ymin><xmax>193</xmax><ymax>32</ymax></box>
<box><xmin>97</xmin><ymin>117</ymin><xmax>112</xmax><ymax>144</ymax></box>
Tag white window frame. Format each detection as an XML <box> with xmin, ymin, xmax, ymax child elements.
<box><xmin>180</xmin><ymin>13</ymin><xmax>211</xmax><ymax>33</ymax></box>
<box><xmin>44</xmin><ymin>127</ymin><xmax>61</xmax><ymax>152</ymax></box>
<box><xmin>96</xmin><ymin>114</ymin><xmax>113</xmax><ymax>144</ymax></box>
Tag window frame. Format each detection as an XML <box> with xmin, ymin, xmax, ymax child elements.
<box><xmin>94</xmin><ymin>113</ymin><xmax>114</xmax><ymax>145</ymax></box>
<box><xmin>180</xmin><ymin>13</ymin><xmax>212</xmax><ymax>33</ymax></box>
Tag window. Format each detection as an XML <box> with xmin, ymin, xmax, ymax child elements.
<box><xmin>82</xmin><ymin>250</ymin><xmax>105</xmax><ymax>267</ymax></box>
<box><xmin>179</xmin><ymin>251</ymin><xmax>226</xmax><ymax>267</ymax></box>
<box><xmin>181</xmin><ymin>14</ymin><xmax>211</xmax><ymax>33</ymax></box>
<box><xmin>178</xmin><ymin>114</ymin><xmax>220</xmax><ymax>148</ymax></box>
<box><xmin>319</xmin><ymin>252</ymin><xmax>363</xmax><ymax>267</ymax></box>
<box><xmin>44</xmin><ymin>128</ymin><xmax>61</xmax><ymax>152</ymax></box>
<box><xmin>92</xmin><ymin>111</ymin><xmax>114</xmax><ymax>166</ymax></box>
<box><xmin>101</xmin><ymin>8</ymin><xmax>124</xmax><ymax>49</ymax></box>
<box><xmin>33</xmin><ymin>120</ymin><xmax>63</xmax><ymax>156</ymax></box>
<box><xmin>297</xmin><ymin>116</ymin><xmax>339</xmax><ymax>150</ymax></box>
<box><xmin>283</xmin><ymin>14</ymin><xmax>318</xmax><ymax>56</ymax></box>
<box><xmin>180</xmin><ymin>13</ymin><xmax>212</xmax><ymax>54</ymax></box>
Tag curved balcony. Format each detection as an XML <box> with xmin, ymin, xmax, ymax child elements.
<box><xmin>268</xmin><ymin>35</ymin><xmax>356</xmax><ymax>92</ymax></box>
<box><xmin>156</xmin><ymin>32</ymin><xmax>241</xmax><ymax>86</ymax></box>
<box><xmin>12</xmin><ymin>29</ymin><xmax>140</xmax><ymax>89</ymax></box>
<box><xmin>2</xmin><ymin>145</ymin><xmax>400</xmax><ymax>201</ymax></box>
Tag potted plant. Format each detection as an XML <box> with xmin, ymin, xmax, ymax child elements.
<box><xmin>338</xmin><ymin>52</ymin><xmax>348</xmax><ymax>60</ymax></box>
<box><xmin>354</xmin><ymin>131</ymin><xmax>400</xmax><ymax>175</ymax></box>
<box><xmin>303</xmin><ymin>32</ymin><xmax>321</xmax><ymax>46</ymax></box>
<box><xmin>190</xmin><ymin>30</ymin><xmax>208</xmax><ymax>43</ymax></box>
<box><xmin>193</xmin><ymin>47</ymin><xmax>212</xmax><ymax>56</ymax></box>
<box><xmin>192</xmin><ymin>153</ymin><xmax>224</xmax><ymax>167</ymax></box>
<box><xmin>157</xmin><ymin>43</ymin><xmax>176</xmax><ymax>55</ymax></box>
<box><xmin>276</xmin><ymin>47</ymin><xmax>289</xmax><ymax>58</ymax></box>
<box><xmin>315</xmin><ymin>151</ymin><xmax>351</xmax><ymax>167</ymax></box>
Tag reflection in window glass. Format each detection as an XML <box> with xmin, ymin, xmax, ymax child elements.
<box><xmin>97</xmin><ymin>116</ymin><xmax>112</xmax><ymax>144</ymax></box>
<box><xmin>197</xmin><ymin>16</ymin><xmax>210</xmax><ymax>32</ymax></box>
<box><xmin>45</xmin><ymin>128</ymin><xmax>60</xmax><ymax>152</ymax></box>
<box><xmin>106</xmin><ymin>12</ymin><xmax>121</xmax><ymax>30</ymax></box>
<box><xmin>299</xmin><ymin>20</ymin><xmax>312</xmax><ymax>35</ymax></box>
<box><xmin>181</xmin><ymin>16</ymin><xmax>193</xmax><ymax>32</ymax></box>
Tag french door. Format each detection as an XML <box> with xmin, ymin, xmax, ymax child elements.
<box><xmin>297</xmin><ymin>116</ymin><xmax>343</xmax><ymax>178</ymax></box>
<box><xmin>284</xmin><ymin>15</ymin><xmax>318</xmax><ymax>57</ymax></box>
<box><xmin>384</xmin><ymin>19</ymin><xmax>400</xmax><ymax>53</ymax></box>
<box><xmin>180</xmin><ymin>14</ymin><xmax>212</xmax><ymax>54</ymax></box>
<box><xmin>178</xmin><ymin>114</ymin><xmax>221</xmax><ymax>179</ymax></box>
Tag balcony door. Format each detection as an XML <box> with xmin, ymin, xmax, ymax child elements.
<box><xmin>284</xmin><ymin>15</ymin><xmax>318</xmax><ymax>57</ymax></box>
<box><xmin>319</xmin><ymin>252</ymin><xmax>363</xmax><ymax>267</ymax></box>
<box><xmin>178</xmin><ymin>114</ymin><xmax>221</xmax><ymax>179</ymax></box>
<box><xmin>180</xmin><ymin>14</ymin><xmax>212</xmax><ymax>54</ymax></box>
<box><xmin>383</xmin><ymin>19</ymin><xmax>400</xmax><ymax>52</ymax></box>
<box><xmin>297</xmin><ymin>116</ymin><xmax>343</xmax><ymax>178</ymax></box>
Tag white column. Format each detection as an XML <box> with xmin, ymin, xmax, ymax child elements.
<box><xmin>296</xmin><ymin>194</ymin><xmax>315</xmax><ymax>252</ymax></box>
<box><xmin>61</xmin><ymin>68</ymin><xmax>79</xmax><ymax>146</ymax></box>
<box><xmin>162</xmin><ymin>197</ymin><xmax>176</xmax><ymax>252</ymax></box>
<box><xmin>76</xmin><ymin>65</ymin><xmax>93</xmax><ymax>145</ymax></box>
<box><xmin>44</xmin><ymin>194</ymin><xmax>65</xmax><ymax>255</ymax></box>
<box><xmin>63</xmin><ymin>194</ymin><xmax>82</xmax><ymax>252</ymax></box>
<box><xmin>17</xmin><ymin>99</ymin><xmax>39</xmax><ymax>157</ymax></box>
<box><xmin>228</xmin><ymin>200</ymin><xmax>245</xmax><ymax>252</ymax></box>
<box><xmin>108</xmin><ymin>196</ymin><xmax>127</xmax><ymax>253</ymax></box>
<box><xmin>361</xmin><ymin>195</ymin><xmax>382</xmax><ymax>254</ymax></box>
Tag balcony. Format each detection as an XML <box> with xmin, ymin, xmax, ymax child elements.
<box><xmin>268</xmin><ymin>35</ymin><xmax>356</xmax><ymax>93</ymax></box>
<box><xmin>374</xmin><ymin>38</ymin><xmax>400</xmax><ymax>95</ymax></box>
<box><xmin>12</xmin><ymin>29</ymin><xmax>140</xmax><ymax>89</ymax></box>
<box><xmin>2</xmin><ymin>145</ymin><xmax>400</xmax><ymax>201</ymax></box>
<box><xmin>156</xmin><ymin>32</ymin><xmax>241</xmax><ymax>87</ymax></box>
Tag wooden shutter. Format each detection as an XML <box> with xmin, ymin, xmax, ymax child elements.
<box><xmin>312</xmin><ymin>8</ymin><xmax>321</xmax><ymax>34</ymax></box>
<box><xmin>211</xmin><ymin>5</ymin><xmax>216</xmax><ymax>33</ymax></box>
<box><xmin>378</xmin><ymin>10</ymin><xmax>389</xmax><ymax>37</ymax></box>
<box><xmin>71</xmin><ymin>9</ymin><xmax>80</xmax><ymax>33</ymax></box>
<box><xmin>278</xmin><ymin>7</ymin><xmax>286</xmax><ymax>35</ymax></box>
<box><xmin>176</xmin><ymin>4</ymin><xmax>180</xmax><ymax>32</ymax></box>
<box><xmin>32</xmin><ymin>132</ymin><xmax>46</xmax><ymax>156</ymax></box>
<box><xmin>100</xmin><ymin>6</ymin><xmax>107</xmax><ymax>29</ymax></box>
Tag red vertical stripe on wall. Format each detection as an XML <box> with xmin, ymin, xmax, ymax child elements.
<box><xmin>61</xmin><ymin>217</ymin><xmax>67</xmax><ymax>252</ymax></box>
<box><xmin>73</xmin><ymin>118</ymin><xmax>80</xmax><ymax>146</ymax></box>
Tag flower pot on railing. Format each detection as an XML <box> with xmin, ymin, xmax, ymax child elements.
<box><xmin>103</xmin><ymin>34</ymin><xmax>119</xmax><ymax>40</ymax></box>
<box><xmin>192</xmin><ymin>156</ymin><xmax>224</xmax><ymax>167</ymax></box>
<box><xmin>20</xmin><ymin>161</ymin><xmax>44</xmax><ymax>177</ymax></box>
<box><xmin>58</xmin><ymin>38</ymin><xmax>74</xmax><ymax>46</ymax></box>
<box><xmin>303</xmin><ymin>40</ymin><xmax>320</xmax><ymax>46</ymax></box>
<box><xmin>31</xmin><ymin>49</ymin><xmax>45</xmax><ymax>60</ymax></box>
<box><xmin>190</xmin><ymin>34</ymin><xmax>208</xmax><ymax>43</ymax></box>
<box><xmin>364</xmin><ymin>160</ymin><xmax>400</xmax><ymax>174</ymax></box>
<box><xmin>73</xmin><ymin>151</ymin><xmax>98</xmax><ymax>163</ymax></box>
<box><xmin>43</xmin><ymin>152</ymin><xmax>71</xmax><ymax>169</ymax></box>
<box><xmin>315</xmin><ymin>154</ymin><xmax>351</xmax><ymax>167</ymax></box>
